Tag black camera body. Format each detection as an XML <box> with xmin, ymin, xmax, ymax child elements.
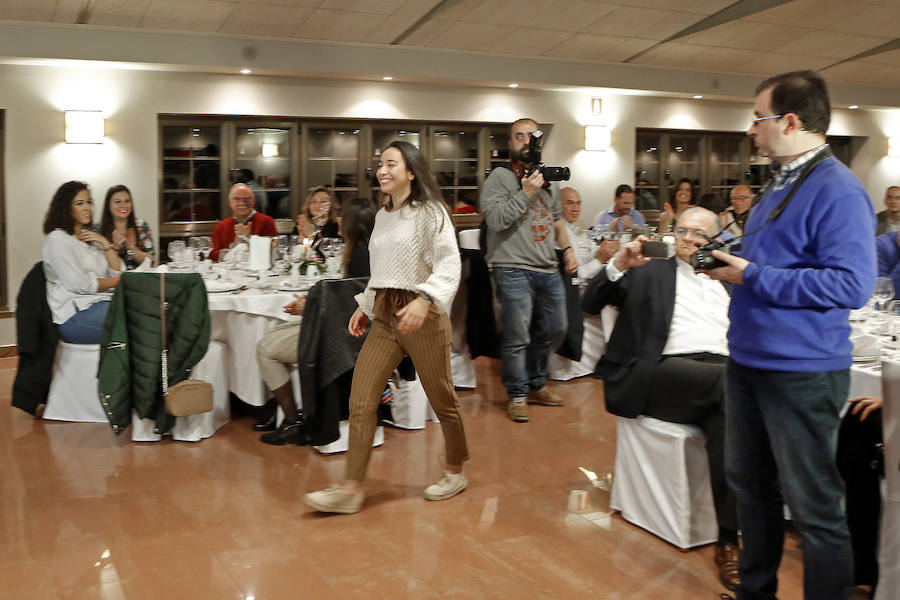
<box><xmin>690</xmin><ymin>240</ymin><xmax>728</xmax><ymax>271</ymax></box>
<box><xmin>525</xmin><ymin>130</ymin><xmax>571</xmax><ymax>182</ymax></box>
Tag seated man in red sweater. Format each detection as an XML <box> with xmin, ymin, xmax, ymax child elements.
<box><xmin>210</xmin><ymin>183</ymin><xmax>278</xmax><ymax>261</ymax></box>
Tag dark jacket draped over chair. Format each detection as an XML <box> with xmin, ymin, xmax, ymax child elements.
<box><xmin>97</xmin><ymin>272</ymin><xmax>210</xmax><ymax>435</ymax></box>
<box><xmin>12</xmin><ymin>262</ymin><xmax>59</xmax><ymax>415</ymax></box>
<box><xmin>297</xmin><ymin>276</ymin><xmax>369</xmax><ymax>446</ymax></box>
<box><xmin>554</xmin><ymin>247</ymin><xmax>584</xmax><ymax>362</ymax></box>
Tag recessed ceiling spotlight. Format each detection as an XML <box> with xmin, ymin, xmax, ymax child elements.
<box><xmin>849</xmin><ymin>105</ymin><xmax>859</xmax><ymax>109</ymax></box>
<box><xmin>382</xmin><ymin>76</ymin><xmax>393</xmax><ymax>81</ymax></box>
<box><xmin>240</xmin><ymin>68</ymin><xmax>252</xmax><ymax>75</ymax></box>
<box><xmin>693</xmin><ymin>95</ymin><xmax>703</xmax><ymax>99</ymax></box>
<box><xmin>508</xmin><ymin>83</ymin><xmax>519</xmax><ymax>88</ymax></box>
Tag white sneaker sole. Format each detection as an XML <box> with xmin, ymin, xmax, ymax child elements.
<box><xmin>424</xmin><ymin>479</ymin><xmax>468</xmax><ymax>501</ymax></box>
<box><xmin>303</xmin><ymin>493</ymin><xmax>363</xmax><ymax>514</ymax></box>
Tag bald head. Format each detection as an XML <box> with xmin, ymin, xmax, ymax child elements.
<box><xmin>675</xmin><ymin>207</ymin><xmax>719</xmax><ymax>262</ymax></box>
<box><xmin>730</xmin><ymin>185</ymin><xmax>753</xmax><ymax>215</ymax></box>
<box><xmin>560</xmin><ymin>187</ymin><xmax>581</xmax><ymax>223</ymax></box>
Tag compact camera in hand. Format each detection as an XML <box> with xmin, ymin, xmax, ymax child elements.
<box><xmin>690</xmin><ymin>240</ymin><xmax>728</xmax><ymax>270</ymax></box>
<box><xmin>525</xmin><ymin>130</ymin><xmax>571</xmax><ymax>182</ymax></box>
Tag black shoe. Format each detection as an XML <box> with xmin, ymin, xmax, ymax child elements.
<box><xmin>260</xmin><ymin>418</ymin><xmax>311</xmax><ymax>446</ymax></box>
<box><xmin>252</xmin><ymin>413</ymin><xmax>277</xmax><ymax>432</ymax></box>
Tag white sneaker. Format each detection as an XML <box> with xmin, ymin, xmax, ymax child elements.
<box><xmin>303</xmin><ymin>487</ymin><xmax>364</xmax><ymax>514</ymax></box>
<box><xmin>424</xmin><ymin>470</ymin><xmax>468</xmax><ymax>501</ymax></box>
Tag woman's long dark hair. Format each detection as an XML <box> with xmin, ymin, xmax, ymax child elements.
<box><xmin>99</xmin><ymin>184</ymin><xmax>137</xmax><ymax>241</ymax></box>
<box><xmin>340</xmin><ymin>197</ymin><xmax>377</xmax><ymax>276</ymax></box>
<box><xmin>383</xmin><ymin>141</ymin><xmax>446</xmax><ymax>210</ymax></box>
<box><xmin>43</xmin><ymin>181</ymin><xmax>89</xmax><ymax>235</ymax></box>
<box><xmin>670</xmin><ymin>177</ymin><xmax>697</xmax><ymax>207</ymax></box>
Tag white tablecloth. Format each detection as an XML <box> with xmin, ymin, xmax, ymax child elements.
<box><xmin>207</xmin><ymin>288</ymin><xmax>299</xmax><ymax>406</ymax></box>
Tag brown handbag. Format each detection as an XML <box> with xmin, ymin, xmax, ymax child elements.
<box><xmin>160</xmin><ymin>273</ymin><xmax>213</xmax><ymax>416</ymax></box>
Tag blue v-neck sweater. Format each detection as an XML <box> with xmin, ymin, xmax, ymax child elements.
<box><xmin>728</xmin><ymin>156</ymin><xmax>876</xmax><ymax>371</ymax></box>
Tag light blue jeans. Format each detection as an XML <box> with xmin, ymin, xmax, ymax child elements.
<box><xmin>492</xmin><ymin>267</ymin><xmax>566</xmax><ymax>399</ymax></box>
<box><xmin>57</xmin><ymin>301</ymin><xmax>110</xmax><ymax>345</ymax></box>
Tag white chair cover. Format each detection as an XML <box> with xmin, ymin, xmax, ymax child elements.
<box><xmin>549</xmin><ymin>314</ymin><xmax>605</xmax><ymax>381</ymax></box>
<box><xmin>876</xmin><ymin>361</ymin><xmax>900</xmax><ymax>600</ymax></box>
<box><xmin>451</xmin><ymin>347</ymin><xmax>477</xmax><ymax>389</ymax></box>
<box><xmin>313</xmin><ymin>420</ymin><xmax>384</xmax><ymax>454</ymax></box>
<box><xmin>384</xmin><ymin>373</ymin><xmax>439</xmax><ymax>430</ymax></box>
<box><xmin>131</xmin><ymin>341</ymin><xmax>231</xmax><ymax>442</ymax></box>
<box><xmin>611</xmin><ymin>415</ymin><xmax>718</xmax><ymax>549</ymax></box>
<box><xmin>44</xmin><ymin>342</ymin><xmax>106</xmax><ymax>423</ymax></box>
<box><xmin>457</xmin><ymin>228</ymin><xmax>480</xmax><ymax>250</ymax></box>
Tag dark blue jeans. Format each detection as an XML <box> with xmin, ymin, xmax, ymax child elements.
<box><xmin>57</xmin><ymin>301</ymin><xmax>110</xmax><ymax>345</ymax></box>
<box><xmin>493</xmin><ymin>267</ymin><xmax>566</xmax><ymax>399</ymax></box>
<box><xmin>726</xmin><ymin>360</ymin><xmax>853</xmax><ymax>600</ymax></box>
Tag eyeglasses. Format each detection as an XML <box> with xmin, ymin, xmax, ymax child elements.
<box><xmin>676</xmin><ymin>228</ymin><xmax>708</xmax><ymax>238</ymax></box>
<box><xmin>750</xmin><ymin>114</ymin><xmax>782</xmax><ymax>125</ymax></box>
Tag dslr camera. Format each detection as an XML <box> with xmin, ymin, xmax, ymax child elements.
<box><xmin>526</xmin><ymin>130</ymin><xmax>570</xmax><ymax>182</ymax></box>
<box><xmin>690</xmin><ymin>239</ymin><xmax>729</xmax><ymax>271</ymax></box>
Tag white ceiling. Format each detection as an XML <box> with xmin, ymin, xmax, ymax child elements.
<box><xmin>1</xmin><ymin>0</ymin><xmax>900</xmax><ymax>96</ymax></box>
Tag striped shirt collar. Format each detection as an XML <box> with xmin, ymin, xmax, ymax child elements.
<box><xmin>768</xmin><ymin>143</ymin><xmax>831</xmax><ymax>191</ymax></box>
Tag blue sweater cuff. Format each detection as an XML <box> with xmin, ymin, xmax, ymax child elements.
<box><xmin>743</xmin><ymin>261</ymin><xmax>759</xmax><ymax>288</ymax></box>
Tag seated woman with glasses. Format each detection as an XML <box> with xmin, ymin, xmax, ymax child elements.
<box><xmin>294</xmin><ymin>186</ymin><xmax>340</xmax><ymax>242</ymax></box>
<box><xmin>99</xmin><ymin>184</ymin><xmax>154</xmax><ymax>270</ymax></box>
<box><xmin>42</xmin><ymin>181</ymin><xmax>124</xmax><ymax>344</ymax></box>
<box><xmin>255</xmin><ymin>196</ymin><xmax>377</xmax><ymax>444</ymax></box>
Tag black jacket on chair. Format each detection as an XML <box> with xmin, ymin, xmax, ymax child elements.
<box><xmin>581</xmin><ymin>257</ymin><xmax>677</xmax><ymax>418</ymax></box>
<box><xmin>298</xmin><ymin>276</ymin><xmax>369</xmax><ymax>446</ymax></box>
<box><xmin>12</xmin><ymin>262</ymin><xmax>59</xmax><ymax>415</ymax></box>
<box><xmin>554</xmin><ymin>248</ymin><xmax>584</xmax><ymax>362</ymax></box>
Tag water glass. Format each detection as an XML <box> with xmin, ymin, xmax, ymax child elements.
<box><xmin>167</xmin><ymin>240</ymin><xmax>186</xmax><ymax>264</ymax></box>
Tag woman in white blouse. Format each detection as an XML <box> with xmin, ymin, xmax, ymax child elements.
<box><xmin>304</xmin><ymin>141</ymin><xmax>468</xmax><ymax>515</ymax></box>
<box><xmin>42</xmin><ymin>181</ymin><xmax>123</xmax><ymax>344</ymax></box>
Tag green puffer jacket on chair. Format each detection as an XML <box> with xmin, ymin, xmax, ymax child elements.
<box><xmin>98</xmin><ymin>272</ymin><xmax>210</xmax><ymax>435</ymax></box>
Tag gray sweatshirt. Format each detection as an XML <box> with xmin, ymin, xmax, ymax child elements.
<box><xmin>481</xmin><ymin>166</ymin><xmax>560</xmax><ymax>273</ymax></box>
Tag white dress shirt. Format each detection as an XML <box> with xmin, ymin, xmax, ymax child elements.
<box><xmin>562</xmin><ymin>221</ymin><xmax>603</xmax><ymax>279</ymax></box>
<box><xmin>605</xmin><ymin>257</ymin><xmax>730</xmax><ymax>356</ymax></box>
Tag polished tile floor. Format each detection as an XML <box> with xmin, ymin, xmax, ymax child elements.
<box><xmin>0</xmin><ymin>356</ymin><xmax>804</xmax><ymax>600</ymax></box>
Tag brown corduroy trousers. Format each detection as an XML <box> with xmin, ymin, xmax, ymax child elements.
<box><xmin>344</xmin><ymin>289</ymin><xmax>470</xmax><ymax>482</ymax></box>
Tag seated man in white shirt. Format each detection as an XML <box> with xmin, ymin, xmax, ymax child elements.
<box><xmin>581</xmin><ymin>206</ymin><xmax>739</xmax><ymax>592</ymax></box>
<box><xmin>560</xmin><ymin>187</ymin><xmax>617</xmax><ymax>280</ymax></box>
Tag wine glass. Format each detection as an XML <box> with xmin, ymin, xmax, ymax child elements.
<box><xmin>167</xmin><ymin>240</ymin><xmax>185</xmax><ymax>265</ymax></box>
<box><xmin>874</xmin><ymin>277</ymin><xmax>894</xmax><ymax>309</ymax></box>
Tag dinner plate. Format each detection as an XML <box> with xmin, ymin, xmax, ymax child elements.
<box><xmin>204</xmin><ymin>281</ymin><xmax>244</xmax><ymax>293</ymax></box>
<box><xmin>275</xmin><ymin>282</ymin><xmax>311</xmax><ymax>292</ymax></box>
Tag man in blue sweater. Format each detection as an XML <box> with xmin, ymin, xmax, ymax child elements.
<box><xmin>708</xmin><ymin>71</ymin><xmax>877</xmax><ymax>600</ymax></box>
<box><xmin>876</xmin><ymin>230</ymin><xmax>900</xmax><ymax>297</ymax></box>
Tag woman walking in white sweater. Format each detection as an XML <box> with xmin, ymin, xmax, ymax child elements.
<box><xmin>304</xmin><ymin>141</ymin><xmax>468</xmax><ymax>514</ymax></box>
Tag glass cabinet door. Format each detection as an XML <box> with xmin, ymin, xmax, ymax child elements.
<box><xmin>488</xmin><ymin>126</ymin><xmax>510</xmax><ymax>173</ymax></box>
<box><xmin>233</xmin><ymin>127</ymin><xmax>292</xmax><ymax>219</ymax></box>
<box><xmin>666</xmin><ymin>134</ymin><xmax>702</xmax><ymax>199</ymax></box>
<box><xmin>432</xmin><ymin>128</ymin><xmax>479</xmax><ymax>209</ymax></box>
<box><xmin>306</xmin><ymin>127</ymin><xmax>359</xmax><ymax>205</ymax></box>
<box><xmin>708</xmin><ymin>135</ymin><xmax>743</xmax><ymax>207</ymax></box>
<box><xmin>161</xmin><ymin>126</ymin><xmax>221</xmax><ymax>222</ymax></box>
<box><xmin>635</xmin><ymin>133</ymin><xmax>661</xmax><ymax>210</ymax></box>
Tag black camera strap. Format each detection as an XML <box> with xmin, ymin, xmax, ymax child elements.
<box><xmin>706</xmin><ymin>146</ymin><xmax>833</xmax><ymax>247</ymax></box>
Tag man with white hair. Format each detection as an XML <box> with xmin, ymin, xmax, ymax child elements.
<box><xmin>582</xmin><ymin>206</ymin><xmax>740</xmax><ymax>593</ymax></box>
<box><xmin>210</xmin><ymin>182</ymin><xmax>278</xmax><ymax>261</ymax></box>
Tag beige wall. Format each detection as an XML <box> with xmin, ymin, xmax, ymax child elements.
<box><xmin>1</xmin><ymin>62</ymin><xmax>898</xmax><ymax>344</ymax></box>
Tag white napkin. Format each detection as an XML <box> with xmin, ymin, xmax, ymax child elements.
<box><xmin>205</xmin><ymin>279</ymin><xmax>239</xmax><ymax>291</ymax></box>
<box><xmin>850</xmin><ymin>322</ymin><xmax>880</xmax><ymax>358</ymax></box>
<box><xmin>225</xmin><ymin>242</ymin><xmax>248</xmax><ymax>265</ymax></box>
<box><xmin>249</xmin><ymin>235</ymin><xmax>271</xmax><ymax>271</ymax></box>
<box><xmin>132</xmin><ymin>258</ymin><xmax>153</xmax><ymax>272</ymax></box>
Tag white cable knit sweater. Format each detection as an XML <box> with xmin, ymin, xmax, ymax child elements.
<box><xmin>355</xmin><ymin>202</ymin><xmax>461</xmax><ymax>317</ymax></box>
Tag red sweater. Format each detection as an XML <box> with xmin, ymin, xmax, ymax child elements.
<box><xmin>210</xmin><ymin>213</ymin><xmax>278</xmax><ymax>261</ymax></box>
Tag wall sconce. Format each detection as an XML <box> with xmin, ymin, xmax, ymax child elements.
<box><xmin>65</xmin><ymin>110</ymin><xmax>104</xmax><ymax>144</ymax></box>
<box><xmin>889</xmin><ymin>136</ymin><xmax>900</xmax><ymax>158</ymax></box>
<box><xmin>261</xmin><ymin>143</ymin><xmax>279</xmax><ymax>158</ymax></box>
<box><xmin>585</xmin><ymin>125</ymin><xmax>610</xmax><ymax>151</ymax></box>
<box><xmin>591</xmin><ymin>97</ymin><xmax>602</xmax><ymax>115</ymax></box>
